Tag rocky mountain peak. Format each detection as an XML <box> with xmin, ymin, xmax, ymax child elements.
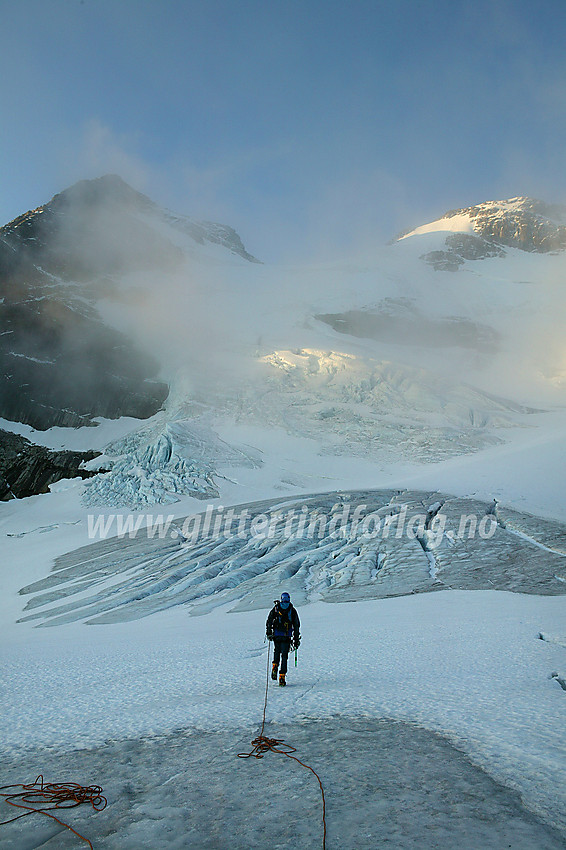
<box><xmin>397</xmin><ymin>194</ymin><xmax>566</xmax><ymax>270</ymax></box>
<box><xmin>0</xmin><ymin>176</ymin><xmax>263</xmax><ymax>432</ymax></box>
<box><xmin>1</xmin><ymin>175</ymin><xmax>153</xmax><ymax>252</ymax></box>
<box><xmin>1</xmin><ymin>175</ymin><xmax>258</xmax><ymax>265</ymax></box>
<box><xmin>443</xmin><ymin>195</ymin><xmax>566</xmax><ymax>253</ymax></box>
<box><xmin>49</xmin><ymin>174</ymin><xmax>155</xmax><ymax>214</ymax></box>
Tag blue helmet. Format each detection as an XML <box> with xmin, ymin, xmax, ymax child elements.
<box><xmin>280</xmin><ymin>592</ymin><xmax>290</xmax><ymax>609</ymax></box>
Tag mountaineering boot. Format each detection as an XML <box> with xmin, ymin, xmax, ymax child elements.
<box><xmin>279</xmin><ymin>672</ymin><xmax>286</xmax><ymax>687</ymax></box>
<box><xmin>271</xmin><ymin>661</ymin><xmax>278</xmax><ymax>680</ymax></box>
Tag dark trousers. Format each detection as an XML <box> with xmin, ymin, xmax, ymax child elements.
<box><xmin>273</xmin><ymin>637</ymin><xmax>292</xmax><ymax>674</ymax></box>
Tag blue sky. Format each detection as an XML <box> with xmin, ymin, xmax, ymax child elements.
<box><xmin>2</xmin><ymin>0</ymin><xmax>566</xmax><ymax>261</ymax></box>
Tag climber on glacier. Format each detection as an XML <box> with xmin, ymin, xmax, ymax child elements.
<box><xmin>266</xmin><ymin>592</ymin><xmax>300</xmax><ymax>687</ymax></box>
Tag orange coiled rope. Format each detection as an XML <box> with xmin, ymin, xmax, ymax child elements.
<box><xmin>238</xmin><ymin>642</ymin><xmax>327</xmax><ymax>849</ymax></box>
<box><xmin>0</xmin><ymin>774</ymin><xmax>107</xmax><ymax>849</ymax></box>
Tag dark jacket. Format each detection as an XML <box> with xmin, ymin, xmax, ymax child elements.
<box><xmin>266</xmin><ymin>601</ymin><xmax>300</xmax><ymax>642</ymax></box>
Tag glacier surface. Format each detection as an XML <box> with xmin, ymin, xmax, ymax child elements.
<box><xmin>18</xmin><ymin>489</ymin><xmax>566</xmax><ymax>626</ymax></box>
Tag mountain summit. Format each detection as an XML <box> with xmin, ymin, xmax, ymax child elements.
<box><xmin>0</xmin><ymin>176</ymin><xmax>258</xmax><ymax>431</ymax></box>
<box><xmin>1</xmin><ymin>174</ymin><xmax>259</xmax><ymax>273</ymax></box>
<box><xmin>397</xmin><ymin>195</ymin><xmax>566</xmax><ymax>270</ymax></box>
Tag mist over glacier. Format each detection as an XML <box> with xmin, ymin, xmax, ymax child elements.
<box><xmin>27</xmin><ymin>179</ymin><xmax>562</xmax><ymax>510</ymax></box>
<box><xmin>3</xmin><ymin>176</ymin><xmax>566</xmax><ymax>509</ymax></box>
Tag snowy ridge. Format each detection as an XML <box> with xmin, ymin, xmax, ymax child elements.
<box><xmin>160</xmin><ymin>210</ymin><xmax>260</xmax><ymax>262</ymax></box>
<box><xmin>398</xmin><ymin>212</ymin><xmax>476</xmax><ymax>240</ymax></box>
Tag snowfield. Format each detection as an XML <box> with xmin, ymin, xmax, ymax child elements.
<box><xmin>1</xmin><ymin>481</ymin><xmax>566</xmax><ymax>848</ymax></box>
<box><xmin>1</xmin><ymin>588</ymin><xmax>566</xmax><ymax>848</ymax></box>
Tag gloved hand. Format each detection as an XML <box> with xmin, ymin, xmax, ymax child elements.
<box><xmin>294</xmin><ymin>636</ymin><xmax>300</xmax><ymax>648</ymax></box>
<box><xmin>266</xmin><ymin>631</ymin><xmax>274</xmax><ymax>641</ymax></box>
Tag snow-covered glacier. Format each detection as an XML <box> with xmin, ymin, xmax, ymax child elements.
<box><xmin>80</xmin><ymin>348</ymin><xmax>542</xmax><ymax>508</ymax></box>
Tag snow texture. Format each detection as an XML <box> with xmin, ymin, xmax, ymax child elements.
<box><xmin>2</xmin><ymin>593</ymin><xmax>566</xmax><ymax>845</ymax></box>
<box><xmin>2</xmin><ymin>718</ymin><xmax>565</xmax><ymax>850</ymax></box>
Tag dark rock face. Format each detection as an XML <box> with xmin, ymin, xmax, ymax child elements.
<box><xmin>0</xmin><ymin>177</ymin><xmax>176</xmax><ymax>428</ymax></box>
<box><xmin>421</xmin><ymin>233</ymin><xmax>506</xmax><ymax>271</ymax></box>
<box><xmin>1</xmin><ymin>176</ymin><xmax>184</xmax><ymax>281</ymax></box>
<box><xmin>420</xmin><ymin>250</ymin><xmax>464</xmax><ymax>271</ymax></box>
<box><xmin>0</xmin><ymin>429</ymin><xmax>101</xmax><ymax>500</ymax></box>
<box><xmin>316</xmin><ymin>298</ymin><xmax>500</xmax><ymax>352</ymax></box>
<box><xmin>0</xmin><ymin>176</ymin><xmax>259</xmax><ymax>430</ymax></box>
<box><xmin>0</xmin><ymin>297</ymin><xmax>169</xmax><ymax>430</ymax></box>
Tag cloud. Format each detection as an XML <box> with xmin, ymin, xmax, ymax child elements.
<box><xmin>79</xmin><ymin>120</ymin><xmax>150</xmax><ymax>189</ymax></box>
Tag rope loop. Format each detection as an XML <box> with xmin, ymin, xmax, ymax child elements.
<box><xmin>0</xmin><ymin>774</ymin><xmax>106</xmax><ymax>849</ymax></box>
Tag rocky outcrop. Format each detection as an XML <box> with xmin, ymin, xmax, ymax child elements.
<box><xmin>398</xmin><ymin>196</ymin><xmax>566</xmax><ymax>270</ymax></box>
<box><xmin>0</xmin><ymin>295</ymin><xmax>169</xmax><ymax>430</ymax></box>
<box><xmin>421</xmin><ymin>233</ymin><xmax>506</xmax><ymax>271</ymax></box>
<box><xmin>162</xmin><ymin>213</ymin><xmax>261</xmax><ymax>263</ymax></box>
<box><xmin>0</xmin><ymin>429</ymin><xmax>102</xmax><ymax>500</ymax></box>
<box><xmin>316</xmin><ymin>298</ymin><xmax>500</xmax><ymax>352</ymax></box>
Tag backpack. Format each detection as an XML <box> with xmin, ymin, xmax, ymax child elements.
<box><xmin>271</xmin><ymin>601</ymin><xmax>294</xmax><ymax>637</ymax></box>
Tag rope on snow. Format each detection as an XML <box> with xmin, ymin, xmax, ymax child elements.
<box><xmin>238</xmin><ymin>640</ymin><xmax>327</xmax><ymax>849</ymax></box>
<box><xmin>0</xmin><ymin>774</ymin><xmax>106</xmax><ymax>848</ymax></box>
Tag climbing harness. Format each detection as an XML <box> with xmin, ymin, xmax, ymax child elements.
<box><xmin>238</xmin><ymin>641</ymin><xmax>327</xmax><ymax>849</ymax></box>
<box><xmin>0</xmin><ymin>775</ymin><xmax>106</xmax><ymax>849</ymax></box>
